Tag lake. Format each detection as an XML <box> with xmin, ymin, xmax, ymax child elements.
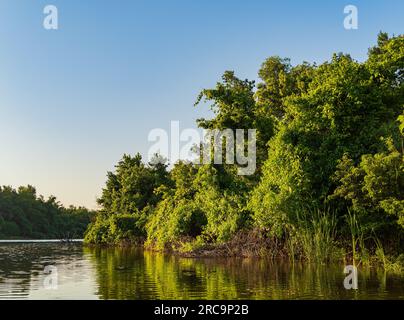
<box><xmin>0</xmin><ymin>242</ymin><xmax>403</xmax><ymax>299</ymax></box>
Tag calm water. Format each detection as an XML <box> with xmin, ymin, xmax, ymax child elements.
<box><xmin>0</xmin><ymin>242</ymin><xmax>403</xmax><ymax>300</ymax></box>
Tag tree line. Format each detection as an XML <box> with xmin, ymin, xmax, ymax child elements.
<box><xmin>0</xmin><ymin>185</ymin><xmax>93</xmax><ymax>239</ymax></box>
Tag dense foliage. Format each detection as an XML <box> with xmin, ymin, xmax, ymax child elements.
<box><xmin>84</xmin><ymin>153</ymin><xmax>171</xmax><ymax>244</ymax></box>
<box><xmin>85</xmin><ymin>34</ymin><xmax>404</xmax><ymax>263</ymax></box>
<box><xmin>0</xmin><ymin>185</ymin><xmax>93</xmax><ymax>239</ymax></box>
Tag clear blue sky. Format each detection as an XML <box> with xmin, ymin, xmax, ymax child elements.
<box><xmin>0</xmin><ymin>0</ymin><xmax>403</xmax><ymax>208</ymax></box>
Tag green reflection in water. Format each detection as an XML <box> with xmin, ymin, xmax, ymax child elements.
<box><xmin>1</xmin><ymin>244</ymin><xmax>403</xmax><ymax>300</ymax></box>
<box><xmin>85</xmin><ymin>247</ymin><xmax>404</xmax><ymax>300</ymax></box>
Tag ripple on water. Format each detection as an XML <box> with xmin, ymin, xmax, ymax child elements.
<box><xmin>1</xmin><ymin>243</ymin><xmax>404</xmax><ymax>299</ymax></box>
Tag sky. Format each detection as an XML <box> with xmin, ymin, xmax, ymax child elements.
<box><xmin>0</xmin><ymin>0</ymin><xmax>403</xmax><ymax>209</ymax></box>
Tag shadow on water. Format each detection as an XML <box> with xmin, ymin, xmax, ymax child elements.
<box><xmin>0</xmin><ymin>243</ymin><xmax>403</xmax><ymax>299</ymax></box>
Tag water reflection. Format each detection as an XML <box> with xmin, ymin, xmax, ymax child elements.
<box><xmin>87</xmin><ymin>247</ymin><xmax>404</xmax><ymax>300</ymax></box>
<box><xmin>0</xmin><ymin>243</ymin><xmax>96</xmax><ymax>299</ymax></box>
<box><xmin>0</xmin><ymin>243</ymin><xmax>403</xmax><ymax>299</ymax></box>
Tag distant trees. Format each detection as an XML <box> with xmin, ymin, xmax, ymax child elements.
<box><xmin>0</xmin><ymin>185</ymin><xmax>93</xmax><ymax>239</ymax></box>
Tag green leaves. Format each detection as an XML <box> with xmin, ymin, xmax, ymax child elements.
<box><xmin>250</xmin><ymin>33</ymin><xmax>404</xmax><ymax>241</ymax></box>
<box><xmin>332</xmin><ymin>123</ymin><xmax>404</xmax><ymax>231</ymax></box>
<box><xmin>87</xmin><ymin>33</ymin><xmax>404</xmax><ymax>256</ymax></box>
<box><xmin>0</xmin><ymin>186</ymin><xmax>93</xmax><ymax>239</ymax></box>
<box><xmin>98</xmin><ymin>153</ymin><xmax>168</xmax><ymax>216</ymax></box>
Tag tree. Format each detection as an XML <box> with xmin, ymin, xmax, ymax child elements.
<box><xmin>0</xmin><ymin>185</ymin><xmax>93</xmax><ymax>239</ymax></box>
<box><xmin>331</xmin><ymin>111</ymin><xmax>404</xmax><ymax>234</ymax></box>
<box><xmin>85</xmin><ymin>153</ymin><xmax>171</xmax><ymax>243</ymax></box>
<box><xmin>250</xmin><ymin>34</ymin><xmax>404</xmax><ymax>234</ymax></box>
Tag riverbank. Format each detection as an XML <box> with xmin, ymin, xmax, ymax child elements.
<box><xmin>0</xmin><ymin>239</ymin><xmax>83</xmax><ymax>243</ymax></box>
<box><xmin>85</xmin><ymin>228</ymin><xmax>404</xmax><ymax>275</ymax></box>
<box><xmin>164</xmin><ymin>229</ymin><xmax>287</xmax><ymax>259</ymax></box>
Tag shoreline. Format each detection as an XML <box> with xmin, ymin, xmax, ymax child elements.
<box><xmin>0</xmin><ymin>239</ymin><xmax>84</xmax><ymax>243</ymax></box>
<box><xmin>83</xmin><ymin>228</ymin><xmax>404</xmax><ymax>274</ymax></box>
<box><xmin>3</xmin><ymin>235</ymin><xmax>402</xmax><ymax>273</ymax></box>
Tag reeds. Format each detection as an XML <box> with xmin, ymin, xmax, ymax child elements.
<box><xmin>288</xmin><ymin>207</ymin><xmax>339</xmax><ymax>263</ymax></box>
<box><xmin>346</xmin><ymin>210</ymin><xmax>371</xmax><ymax>267</ymax></box>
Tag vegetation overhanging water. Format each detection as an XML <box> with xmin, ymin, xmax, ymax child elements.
<box><xmin>1</xmin><ymin>33</ymin><xmax>404</xmax><ymax>285</ymax></box>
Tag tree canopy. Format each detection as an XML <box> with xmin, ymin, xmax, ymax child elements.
<box><xmin>85</xmin><ymin>33</ymin><xmax>404</xmax><ymax>261</ymax></box>
<box><xmin>0</xmin><ymin>185</ymin><xmax>93</xmax><ymax>239</ymax></box>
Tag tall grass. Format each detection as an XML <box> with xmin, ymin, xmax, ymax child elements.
<box><xmin>374</xmin><ymin>236</ymin><xmax>387</xmax><ymax>268</ymax></box>
<box><xmin>288</xmin><ymin>207</ymin><xmax>339</xmax><ymax>263</ymax></box>
<box><xmin>346</xmin><ymin>210</ymin><xmax>370</xmax><ymax>267</ymax></box>
<box><xmin>373</xmin><ymin>235</ymin><xmax>404</xmax><ymax>273</ymax></box>
<box><xmin>345</xmin><ymin>211</ymin><xmax>404</xmax><ymax>272</ymax></box>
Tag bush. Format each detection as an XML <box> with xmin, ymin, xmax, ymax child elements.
<box><xmin>85</xmin><ymin>213</ymin><xmax>144</xmax><ymax>245</ymax></box>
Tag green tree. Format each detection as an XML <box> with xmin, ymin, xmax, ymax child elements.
<box><xmin>331</xmin><ymin>111</ymin><xmax>404</xmax><ymax>233</ymax></box>
<box><xmin>250</xmin><ymin>33</ymin><xmax>404</xmax><ymax>234</ymax></box>
<box><xmin>85</xmin><ymin>153</ymin><xmax>171</xmax><ymax>243</ymax></box>
<box><xmin>0</xmin><ymin>185</ymin><xmax>93</xmax><ymax>239</ymax></box>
